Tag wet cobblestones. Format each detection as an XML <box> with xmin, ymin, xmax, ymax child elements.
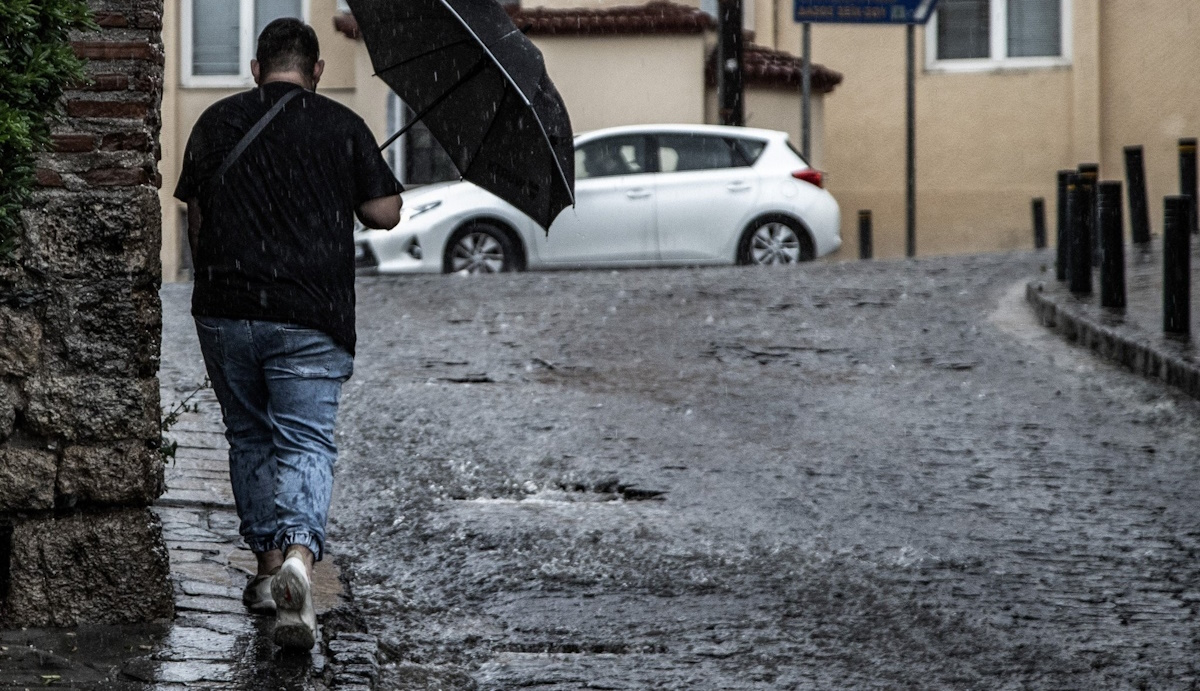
<box><xmin>7</xmin><ymin>248</ymin><xmax>1195</xmax><ymax>689</ymax></box>
<box><xmin>327</xmin><ymin>251</ymin><xmax>1200</xmax><ymax>689</ymax></box>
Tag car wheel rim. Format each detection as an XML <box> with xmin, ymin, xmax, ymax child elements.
<box><xmin>749</xmin><ymin>223</ymin><xmax>800</xmax><ymax>265</ymax></box>
<box><xmin>450</xmin><ymin>232</ymin><xmax>505</xmax><ymax>274</ymax></box>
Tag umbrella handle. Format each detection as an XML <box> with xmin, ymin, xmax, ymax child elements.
<box><xmin>378</xmin><ymin>57</ymin><xmax>488</xmax><ymax>153</ymax></box>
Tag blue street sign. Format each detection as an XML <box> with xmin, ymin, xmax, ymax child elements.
<box><xmin>794</xmin><ymin>0</ymin><xmax>939</xmax><ymax>24</ymax></box>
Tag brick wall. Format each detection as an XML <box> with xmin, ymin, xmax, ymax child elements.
<box><xmin>0</xmin><ymin>0</ymin><xmax>172</xmax><ymax>627</ymax></box>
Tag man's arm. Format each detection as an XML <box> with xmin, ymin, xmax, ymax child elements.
<box><xmin>186</xmin><ymin>198</ymin><xmax>201</xmax><ymax>260</ymax></box>
<box><xmin>356</xmin><ymin>194</ymin><xmax>401</xmax><ymax>229</ymax></box>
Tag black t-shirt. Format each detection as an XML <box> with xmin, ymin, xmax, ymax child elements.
<box><xmin>174</xmin><ymin>81</ymin><xmax>401</xmax><ymax>355</ymax></box>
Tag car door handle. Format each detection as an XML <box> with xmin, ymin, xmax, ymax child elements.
<box><xmin>727</xmin><ymin>181</ymin><xmax>751</xmax><ymax>192</ymax></box>
<box><xmin>626</xmin><ymin>188</ymin><xmax>651</xmax><ymax>199</ymax></box>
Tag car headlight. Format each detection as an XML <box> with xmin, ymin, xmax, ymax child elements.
<box><xmin>406</xmin><ymin>200</ymin><xmax>442</xmax><ymax>220</ymax></box>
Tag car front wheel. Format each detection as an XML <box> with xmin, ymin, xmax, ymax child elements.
<box><xmin>737</xmin><ymin>216</ymin><xmax>813</xmax><ymax>266</ymax></box>
<box><xmin>443</xmin><ymin>223</ymin><xmax>518</xmax><ymax>274</ymax></box>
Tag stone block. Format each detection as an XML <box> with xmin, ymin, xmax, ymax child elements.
<box><xmin>42</xmin><ymin>280</ymin><xmax>161</xmax><ymax>377</ymax></box>
<box><xmin>70</xmin><ymin>41</ymin><xmax>157</xmax><ymax>62</ymax></box>
<box><xmin>0</xmin><ymin>449</ymin><xmax>57</xmax><ymax>510</ymax></box>
<box><xmin>58</xmin><ymin>440</ymin><xmax>164</xmax><ymax>506</ymax></box>
<box><xmin>24</xmin><ymin>375</ymin><xmax>158</xmax><ymax>441</ymax></box>
<box><xmin>0</xmin><ymin>381</ymin><xmax>18</xmax><ymax>441</ymax></box>
<box><xmin>2</xmin><ymin>508</ymin><xmax>174</xmax><ymax>627</ymax></box>
<box><xmin>19</xmin><ymin>187</ymin><xmax>161</xmax><ymax>282</ymax></box>
<box><xmin>0</xmin><ymin>307</ymin><xmax>42</xmax><ymax>377</ymax></box>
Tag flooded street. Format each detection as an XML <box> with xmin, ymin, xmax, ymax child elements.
<box><xmin>167</xmin><ymin>252</ymin><xmax>1200</xmax><ymax>688</ymax></box>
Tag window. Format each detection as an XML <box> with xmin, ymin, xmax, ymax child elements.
<box><xmin>928</xmin><ymin>0</ymin><xmax>1069</xmax><ymax>71</ymax></box>
<box><xmin>385</xmin><ymin>93</ymin><xmax>458</xmax><ymax>185</ymax></box>
<box><xmin>657</xmin><ymin>135</ymin><xmax>757</xmax><ymax>173</ymax></box>
<box><xmin>575</xmin><ymin>136</ymin><xmax>649</xmax><ymax>180</ymax></box>
<box><xmin>182</xmin><ymin>0</ymin><xmax>309</xmax><ymax>87</ymax></box>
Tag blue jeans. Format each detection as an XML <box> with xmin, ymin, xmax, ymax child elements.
<box><xmin>194</xmin><ymin>317</ymin><xmax>353</xmax><ymax>561</ymax></box>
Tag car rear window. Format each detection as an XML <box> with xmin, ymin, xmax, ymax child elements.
<box><xmin>733</xmin><ymin>138</ymin><xmax>767</xmax><ymax>165</ymax></box>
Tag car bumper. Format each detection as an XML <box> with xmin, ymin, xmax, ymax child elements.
<box><xmin>355</xmin><ymin>233</ymin><xmax>442</xmax><ymax>274</ymax></box>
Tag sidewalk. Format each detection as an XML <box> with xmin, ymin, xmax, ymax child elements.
<box><xmin>1027</xmin><ymin>238</ymin><xmax>1200</xmax><ymax>398</ymax></box>
<box><xmin>0</xmin><ymin>382</ymin><xmax>380</xmax><ymax>690</ymax></box>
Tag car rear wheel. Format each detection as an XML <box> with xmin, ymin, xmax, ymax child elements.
<box><xmin>737</xmin><ymin>216</ymin><xmax>814</xmax><ymax>265</ymax></box>
<box><xmin>443</xmin><ymin>223</ymin><xmax>518</xmax><ymax>274</ymax></box>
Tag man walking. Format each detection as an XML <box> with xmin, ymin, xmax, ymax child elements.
<box><xmin>174</xmin><ymin>18</ymin><xmax>401</xmax><ymax>650</ymax></box>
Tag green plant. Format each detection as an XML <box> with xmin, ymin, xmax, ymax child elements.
<box><xmin>0</xmin><ymin>0</ymin><xmax>96</xmax><ymax>261</ymax></box>
<box><xmin>160</xmin><ymin>380</ymin><xmax>209</xmax><ymax>463</ymax></box>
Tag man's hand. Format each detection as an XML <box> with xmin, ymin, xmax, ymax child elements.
<box><xmin>357</xmin><ymin>195</ymin><xmax>401</xmax><ymax>230</ymax></box>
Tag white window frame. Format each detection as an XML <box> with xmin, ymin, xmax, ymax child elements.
<box><xmin>925</xmin><ymin>0</ymin><xmax>1071</xmax><ymax>73</ymax></box>
<box><xmin>181</xmin><ymin>0</ymin><xmax>311</xmax><ymax>88</ymax></box>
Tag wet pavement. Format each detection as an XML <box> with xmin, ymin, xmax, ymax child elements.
<box><xmin>3</xmin><ymin>325</ymin><xmax>377</xmax><ymax>689</ymax></box>
<box><xmin>7</xmin><ymin>247</ymin><xmax>1199</xmax><ymax>689</ymax></box>
<box><xmin>328</xmin><ymin>250</ymin><xmax>1200</xmax><ymax>689</ymax></box>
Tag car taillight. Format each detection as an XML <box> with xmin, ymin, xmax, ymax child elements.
<box><xmin>792</xmin><ymin>169</ymin><xmax>824</xmax><ymax>188</ymax></box>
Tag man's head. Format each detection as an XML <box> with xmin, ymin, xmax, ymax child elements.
<box><xmin>252</xmin><ymin>18</ymin><xmax>324</xmax><ymax>89</ymax></box>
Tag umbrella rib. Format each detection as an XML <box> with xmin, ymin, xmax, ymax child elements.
<box><xmin>373</xmin><ymin>37</ymin><xmax>476</xmax><ymax>78</ymax></box>
<box><xmin>436</xmin><ymin>0</ymin><xmax>574</xmax><ymax>207</ymax></box>
<box><xmin>378</xmin><ymin>57</ymin><xmax>489</xmax><ymax>153</ymax></box>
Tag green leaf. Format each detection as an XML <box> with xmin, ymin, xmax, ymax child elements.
<box><xmin>0</xmin><ymin>0</ymin><xmax>93</xmax><ymax>262</ymax></box>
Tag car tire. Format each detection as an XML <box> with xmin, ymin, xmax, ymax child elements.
<box><xmin>443</xmin><ymin>223</ymin><xmax>520</xmax><ymax>274</ymax></box>
<box><xmin>737</xmin><ymin>215</ymin><xmax>815</xmax><ymax>266</ymax></box>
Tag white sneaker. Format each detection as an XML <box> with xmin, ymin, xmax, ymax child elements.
<box><xmin>271</xmin><ymin>555</ymin><xmax>317</xmax><ymax>650</ymax></box>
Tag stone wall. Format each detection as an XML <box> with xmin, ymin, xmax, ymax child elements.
<box><xmin>0</xmin><ymin>0</ymin><xmax>172</xmax><ymax>627</ymax></box>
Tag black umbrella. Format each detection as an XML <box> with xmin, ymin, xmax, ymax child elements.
<box><xmin>346</xmin><ymin>0</ymin><xmax>574</xmax><ymax>230</ymax></box>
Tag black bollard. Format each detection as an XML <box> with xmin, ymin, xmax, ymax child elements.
<box><xmin>858</xmin><ymin>210</ymin><xmax>872</xmax><ymax>260</ymax></box>
<box><xmin>1067</xmin><ymin>173</ymin><xmax>1092</xmax><ymax>294</ymax></box>
<box><xmin>1032</xmin><ymin>198</ymin><xmax>1046</xmax><ymax>249</ymax></box>
<box><xmin>1078</xmin><ymin>163</ymin><xmax>1100</xmax><ymax>267</ymax></box>
<box><xmin>1163</xmin><ymin>196</ymin><xmax>1192</xmax><ymax>335</ymax></box>
<box><xmin>1098</xmin><ymin>181</ymin><xmax>1125</xmax><ymax>309</ymax></box>
<box><xmin>1180</xmin><ymin>138</ymin><xmax>1198</xmax><ymax>235</ymax></box>
<box><xmin>1124</xmin><ymin>146</ymin><xmax>1151</xmax><ymax>245</ymax></box>
<box><xmin>1056</xmin><ymin>170</ymin><xmax>1071</xmax><ymax>280</ymax></box>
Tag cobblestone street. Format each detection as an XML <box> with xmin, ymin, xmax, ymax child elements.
<box><xmin>329</xmin><ymin>251</ymin><xmax>1199</xmax><ymax>689</ymax></box>
<box><xmin>154</xmin><ymin>250</ymin><xmax>1200</xmax><ymax>689</ymax></box>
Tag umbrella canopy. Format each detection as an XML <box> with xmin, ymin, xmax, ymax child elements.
<box><xmin>347</xmin><ymin>0</ymin><xmax>575</xmax><ymax>230</ymax></box>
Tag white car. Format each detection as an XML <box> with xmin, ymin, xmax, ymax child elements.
<box><xmin>355</xmin><ymin>124</ymin><xmax>841</xmax><ymax>274</ymax></box>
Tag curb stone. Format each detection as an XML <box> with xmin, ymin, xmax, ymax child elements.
<box><xmin>1026</xmin><ymin>281</ymin><xmax>1200</xmax><ymax>399</ymax></box>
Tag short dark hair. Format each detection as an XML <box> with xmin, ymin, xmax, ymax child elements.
<box><xmin>256</xmin><ymin>18</ymin><xmax>319</xmax><ymax>77</ymax></box>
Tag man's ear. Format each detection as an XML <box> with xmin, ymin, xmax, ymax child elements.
<box><xmin>251</xmin><ymin>59</ymin><xmax>262</xmax><ymax>85</ymax></box>
<box><xmin>312</xmin><ymin>59</ymin><xmax>325</xmax><ymax>87</ymax></box>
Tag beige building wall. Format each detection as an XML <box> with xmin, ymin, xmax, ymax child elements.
<box><xmin>160</xmin><ymin>0</ymin><xmax>181</xmax><ymax>281</ymax></box>
<box><xmin>1099</xmin><ymin>2</ymin><xmax>1200</xmax><ymax>237</ymax></box>
<box><xmin>769</xmin><ymin>1</ymin><xmax>1199</xmax><ymax>260</ymax></box>
<box><xmin>773</xmin><ymin>13</ymin><xmax>1079</xmax><ymax>259</ymax></box>
<box><xmin>535</xmin><ymin>35</ymin><xmax>708</xmax><ymax>133</ymax></box>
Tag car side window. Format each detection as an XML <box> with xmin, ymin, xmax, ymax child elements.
<box><xmin>575</xmin><ymin>136</ymin><xmax>649</xmax><ymax>180</ymax></box>
<box><xmin>658</xmin><ymin>134</ymin><xmax>749</xmax><ymax>173</ymax></box>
